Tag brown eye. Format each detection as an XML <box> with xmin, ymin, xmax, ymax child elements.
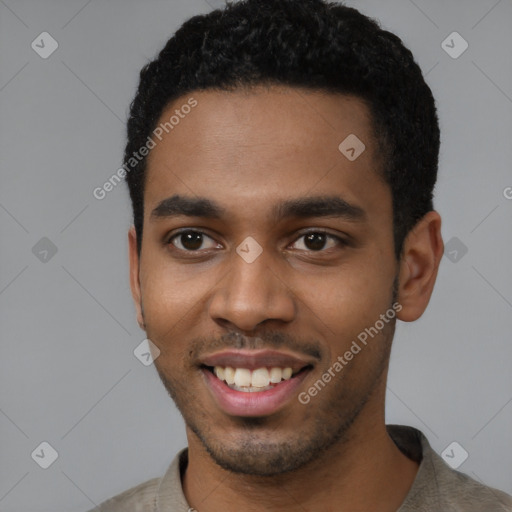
<box><xmin>168</xmin><ymin>230</ymin><xmax>218</xmax><ymax>251</ymax></box>
<box><xmin>305</xmin><ymin>233</ymin><xmax>327</xmax><ymax>251</ymax></box>
<box><xmin>291</xmin><ymin>231</ymin><xmax>342</xmax><ymax>252</ymax></box>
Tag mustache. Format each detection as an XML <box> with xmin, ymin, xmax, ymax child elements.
<box><xmin>188</xmin><ymin>330</ymin><xmax>323</xmax><ymax>364</ymax></box>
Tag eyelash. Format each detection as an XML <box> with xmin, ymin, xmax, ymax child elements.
<box><xmin>165</xmin><ymin>229</ymin><xmax>347</xmax><ymax>255</ymax></box>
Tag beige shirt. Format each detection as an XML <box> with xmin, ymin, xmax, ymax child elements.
<box><xmin>89</xmin><ymin>425</ymin><xmax>512</xmax><ymax>511</ymax></box>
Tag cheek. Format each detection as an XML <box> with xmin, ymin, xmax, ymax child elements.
<box><xmin>138</xmin><ymin>259</ymin><xmax>221</xmax><ymax>361</ymax></box>
<box><xmin>305</xmin><ymin>265</ymin><xmax>393</xmax><ymax>325</ymax></box>
<box><xmin>139</xmin><ymin>257</ymin><xmax>208</xmax><ymax>320</ymax></box>
<box><xmin>296</xmin><ymin>270</ymin><xmax>395</xmax><ymax>372</ymax></box>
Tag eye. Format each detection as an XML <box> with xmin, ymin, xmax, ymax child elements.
<box><xmin>166</xmin><ymin>229</ymin><xmax>346</xmax><ymax>255</ymax></box>
<box><xmin>290</xmin><ymin>231</ymin><xmax>344</xmax><ymax>252</ymax></box>
<box><xmin>167</xmin><ymin>230</ymin><xmax>220</xmax><ymax>251</ymax></box>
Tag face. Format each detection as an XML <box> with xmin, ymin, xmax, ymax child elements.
<box><xmin>130</xmin><ymin>86</ymin><xmax>403</xmax><ymax>476</ymax></box>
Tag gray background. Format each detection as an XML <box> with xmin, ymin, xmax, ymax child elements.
<box><xmin>1</xmin><ymin>0</ymin><xmax>511</xmax><ymax>510</ymax></box>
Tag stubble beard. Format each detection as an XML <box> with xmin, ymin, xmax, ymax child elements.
<box><xmin>147</xmin><ymin>279</ymin><xmax>399</xmax><ymax>476</ymax></box>
<box><xmin>153</xmin><ymin>324</ymin><xmax>394</xmax><ymax>477</ymax></box>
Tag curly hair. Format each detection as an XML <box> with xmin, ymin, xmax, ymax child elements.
<box><xmin>124</xmin><ymin>0</ymin><xmax>440</xmax><ymax>259</ymax></box>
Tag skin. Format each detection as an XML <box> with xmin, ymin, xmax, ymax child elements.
<box><xmin>128</xmin><ymin>85</ymin><xmax>444</xmax><ymax>512</ymax></box>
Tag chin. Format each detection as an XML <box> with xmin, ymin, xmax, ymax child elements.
<box><xmin>187</xmin><ymin>414</ymin><xmax>350</xmax><ymax>477</ymax></box>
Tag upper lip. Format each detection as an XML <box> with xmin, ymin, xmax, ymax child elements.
<box><xmin>200</xmin><ymin>349</ymin><xmax>315</xmax><ymax>373</ymax></box>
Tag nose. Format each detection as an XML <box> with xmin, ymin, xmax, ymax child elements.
<box><xmin>208</xmin><ymin>247</ymin><xmax>296</xmax><ymax>332</ymax></box>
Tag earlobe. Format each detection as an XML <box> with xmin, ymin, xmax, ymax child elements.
<box><xmin>128</xmin><ymin>226</ymin><xmax>145</xmax><ymax>330</ymax></box>
<box><xmin>396</xmin><ymin>211</ymin><xmax>444</xmax><ymax>322</ymax></box>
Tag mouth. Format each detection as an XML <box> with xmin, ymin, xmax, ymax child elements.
<box><xmin>199</xmin><ymin>349</ymin><xmax>315</xmax><ymax>417</ymax></box>
<box><xmin>202</xmin><ymin>364</ymin><xmax>311</xmax><ymax>392</ymax></box>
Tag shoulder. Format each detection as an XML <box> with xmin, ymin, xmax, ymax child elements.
<box><xmin>387</xmin><ymin>425</ymin><xmax>512</xmax><ymax>512</ymax></box>
<box><xmin>429</xmin><ymin>452</ymin><xmax>512</xmax><ymax>511</ymax></box>
<box><xmin>86</xmin><ymin>448</ymin><xmax>190</xmax><ymax>512</ymax></box>
<box><xmin>87</xmin><ymin>477</ymin><xmax>161</xmax><ymax>512</ymax></box>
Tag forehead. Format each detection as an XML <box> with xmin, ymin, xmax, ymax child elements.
<box><xmin>143</xmin><ymin>85</ymin><xmax>389</xmax><ymax>220</ymax></box>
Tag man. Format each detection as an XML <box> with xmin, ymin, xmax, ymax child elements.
<box><xmin>90</xmin><ymin>0</ymin><xmax>512</xmax><ymax>510</ymax></box>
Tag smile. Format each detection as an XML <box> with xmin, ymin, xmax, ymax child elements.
<box><xmin>198</xmin><ymin>349</ymin><xmax>316</xmax><ymax>416</ymax></box>
<box><xmin>210</xmin><ymin>365</ymin><xmax>295</xmax><ymax>392</ymax></box>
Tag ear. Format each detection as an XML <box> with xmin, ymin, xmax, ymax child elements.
<box><xmin>396</xmin><ymin>210</ymin><xmax>444</xmax><ymax>322</ymax></box>
<box><xmin>128</xmin><ymin>225</ymin><xmax>145</xmax><ymax>330</ymax></box>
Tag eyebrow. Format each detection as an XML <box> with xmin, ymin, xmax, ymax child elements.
<box><xmin>150</xmin><ymin>194</ymin><xmax>366</xmax><ymax>222</ymax></box>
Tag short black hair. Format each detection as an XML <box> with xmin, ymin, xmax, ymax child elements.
<box><xmin>124</xmin><ymin>0</ymin><xmax>440</xmax><ymax>259</ymax></box>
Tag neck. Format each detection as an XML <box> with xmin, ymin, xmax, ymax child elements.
<box><xmin>182</xmin><ymin>403</ymin><xmax>419</xmax><ymax>512</ymax></box>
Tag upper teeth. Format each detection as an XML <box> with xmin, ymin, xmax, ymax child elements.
<box><xmin>214</xmin><ymin>366</ymin><xmax>293</xmax><ymax>388</ymax></box>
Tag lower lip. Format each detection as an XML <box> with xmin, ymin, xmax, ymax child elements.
<box><xmin>202</xmin><ymin>368</ymin><xmax>311</xmax><ymax>417</ymax></box>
